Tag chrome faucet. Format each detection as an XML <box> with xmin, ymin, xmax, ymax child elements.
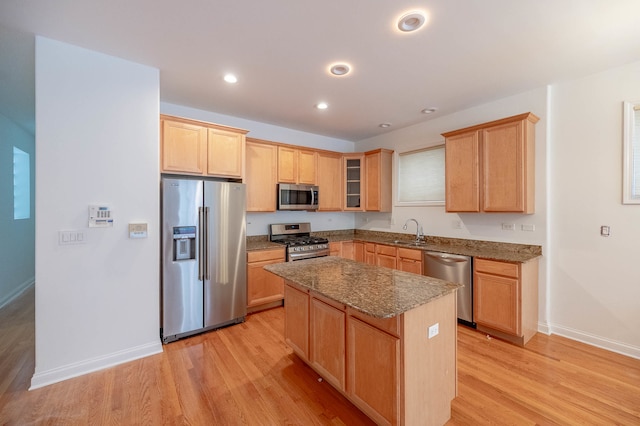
<box><xmin>403</xmin><ymin>218</ymin><xmax>423</xmax><ymax>242</ymax></box>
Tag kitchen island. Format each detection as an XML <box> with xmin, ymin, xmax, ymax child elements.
<box><xmin>264</xmin><ymin>257</ymin><xmax>462</xmax><ymax>426</ymax></box>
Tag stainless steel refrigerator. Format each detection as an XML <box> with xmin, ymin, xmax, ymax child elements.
<box><xmin>161</xmin><ymin>177</ymin><xmax>247</xmax><ymax>344</ymax></box>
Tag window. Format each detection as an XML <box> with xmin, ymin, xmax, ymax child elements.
<box><xmin>13</xmin><ymin>146</ymin><xmax>30</xmax><ymax>220</ymax></box>
<box><xmin>397</xmin><ymin>145</ymin><xmax>445</xmax><ymax>205</ymax></box>
<box><xmin>623</xmin><ymin>101</ymin><xmax>640</xmax><ymax>204</ymax></box>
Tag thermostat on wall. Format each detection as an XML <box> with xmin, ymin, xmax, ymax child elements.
<box><xmin>129</xmin><ymin>223</ymin><xmax>148</xmax><ymax>239</ymax></box>
<box><xmin>89</xmin><ymin>205</ymin><xmax>113</xmax><ymax>227</ymax></box>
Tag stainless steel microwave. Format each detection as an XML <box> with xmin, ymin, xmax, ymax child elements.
<box><xmin>277</xmin><ymin>183</ymin><xmax>319</xmax><ymax>211</ymax></box>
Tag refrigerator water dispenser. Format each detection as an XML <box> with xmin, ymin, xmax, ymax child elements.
<box><xmin>173</xmin><ymin>226</ymin><xmax>196</xmax><ymax>261</ymax></box>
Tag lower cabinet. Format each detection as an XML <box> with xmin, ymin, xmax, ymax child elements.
<box><xmin>376</xmin><ymin>244</ymin><xmax>397</xmax><ymax>269</ymax></box>
<box><xmin>247</xmin><ymin>248</ymin><xmax>286</xmax><ymax>312</ymax></box>
<box><xmin>474</xmin><ymin>257</ymin><xmax>539</xmax><ymax>345</ymax></box>
<box><xmin>284</xmin><ymin>281</ymin><xmax>457</xmax><ymax>426</ymax></box>
<box><xmin>310</xmin><ymin>296</ymin><xmax>346</xmax><ymax>391</ymax></box>
<box><xmin>284</xmin><ymin>283</ymin><xmax>309</xmax><ymax>358</ymax></box>
<box><xmin>397</xmin><ymin>248</ymin><xmax>422</xmax><ymax>274</ymax></box>
<box><xmin>364</xmin><ymin>243</ymin><xmax>376</xmax><ymax>265</ymax></box>
<box><xmin>347</xmin><ymin>315</ymin><xmax>400</xmax><ymax>426</ymax></box>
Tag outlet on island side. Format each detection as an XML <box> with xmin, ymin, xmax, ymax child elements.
<box><xmin>428</xmin><ymin>323</ymin><xmax>439</xmax><ymax>339</ymax></box>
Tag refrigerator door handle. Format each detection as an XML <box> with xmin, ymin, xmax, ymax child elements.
<box><xmin>203</xmin><ymin>206</ymin><xmax>210</xmax><ymax>280</ymax></box>
<box><xmin>198</xmin><ymin>207</ymin><xmax>205</xmax><ymax>281</ymax></box>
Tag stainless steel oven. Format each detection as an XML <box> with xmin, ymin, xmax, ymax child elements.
<box><xmin>277</xmin><ymin>184</ymin><xmax>319</xmax><ymax>211</ymax></box>
<box><xmin>269</xmin><ymin>222</ymin><xmax>329</xmax><ymax>261</ymax></box>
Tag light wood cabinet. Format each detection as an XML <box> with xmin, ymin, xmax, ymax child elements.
<box><xmin>397</xmin><ymin>248</ymin><xmax>422</xmax><ymax>274</ymax></box>
<box><xmin>344</xmin><ymin>154</ymin><xmax>365</xmax><ymax>211</ymax></box>
<box><xmin>341</xmin><ymin>241</ymin><xmax>355</xmax><ymax>260</ymax></box>
<box><xmin>161</xmin><ymin>115</ymin><xmax>247</xmax><ymax>178</ymax></box>
<box><xmin>347</xmin><ymin>315</ymin><xmax>400</xmax><ymax>426</ymax></box>
<box><xmin>443</xmin><ymin>112</ymin><xmax>538</xmax><ymax>213</ymax></box>
<box><xmin>365</xmin><ymin>149</ymin><xmax>393</xmax><ymax>212</ymax></box>
<box><xmin>310</xmin><ymin>296</ymin><xmax>346</xmax><ymax>391</ymax></box>
<box><xmin>376</xmin><ymin>244</ymin><xmax>397</xmax><ymax>269</ymax></box>
<box><xmin>317</xmin><ymin>151</ymin><xmax>343</xmax><ymax>210</ymax></box>
<box><xmin>329</xmin><ymin>242</ymin><xmax>342</xmax><ymax>257</ymax></box>
<box><xmin>246</xmin><ymin>248</ymin><xmax>286</xmax><ymax>311</ymax></box>
<box><xmin>245</xmin><ymin>139</ymin><xmax>278</xmax><ymax>212</ymax></box>
<box><xmin>354</xmin><ymin>242</ymin><xmax>364</xmax><ymax>262</ymax></box>
<box><xmin>283</xmin><ymin>279</ymin><xmax>457</xmax><ymax>426</ymax></box>
<box><xmin>278</xmin><ymin>146</ymin><xmax>317</xmax><ymax>184</ymax></box>
<box><xmin>474</xmin><ymin>257</ymin><xmax>539</xmax><ymax>346</ymax></box>
<box><xmin>364</xmin><ymin>243</ymin><xmax>376</xmax><ymax>265</ymax></box>
<box><xmin>284</xmin><ymin>283</ymin><xmax>310</xmax><ymax>358</ymax></box>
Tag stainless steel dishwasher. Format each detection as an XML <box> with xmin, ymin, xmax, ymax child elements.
<box><xmin>423</xmin><ymin>251</ymin><xmax>475</xmax><ymax>328</ymax></box>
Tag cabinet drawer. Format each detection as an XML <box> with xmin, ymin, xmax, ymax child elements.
<box><xmin>376</xmin><ymin>244</ymin><xmax>396</xmax><ymax>256</ymax></box>
<box><xmin>397</xmin><ymin>247</ymin><xmax>422</xmax><ymax>261</ymax></box>
<box><xmin>475</xmin><ymin>258</ymin><xmax>519</xmax><ymax>278</ymax></box>
<box><xmin>247</xmin><ymin>248</ymin><xmax>285</xmax><ymax>263</ymax></box>
<box><xmin>347</xmin><ymin>308</ymin><xmax>400</xmax><ymax>337</ymax></box>
<box><xmin>364</xmin><ymin>243</ymin><xmax>376</xmax><ymax>253</ymax></box>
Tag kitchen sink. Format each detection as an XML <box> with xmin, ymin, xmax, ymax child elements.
<box><xmin>385</xmin><ymin>240</ymin><xmax>429</xmax><ymax>247</ymax></box>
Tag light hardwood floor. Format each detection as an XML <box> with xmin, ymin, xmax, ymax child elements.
<box><xmin>1</xmin><ymin>287</ymin><xmax>639</xmax><ymax>425</ymax></box>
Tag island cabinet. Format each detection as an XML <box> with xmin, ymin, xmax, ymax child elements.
<box><xmin>245</xmin><ymin>139</ymin><xmax>278</xmax><ymax>212</ymax></box>
<box><xmin>316</xmin><ymin>151</ymin><xmax>343</xmax><ymax>211</ymax></box>
<box><xmin>160</xmin><ymin>115</ymin><xmax>247</xmax><ymax>179</ymax></box>
<box><xmin>282</xmin><ymin>278</ymin><xmax>457</xmax><ymax>426</ymax></box>
<box><xmin>442</xmin><ymin>112</ymin><xmax>539</xmax><ymax>214</ymax></box>
<box><xmin>473</xmin><ymin>257</ymin><xmax>539</xmax><ymax>346</ymax></box>
<box><xmin>277</xmin><ymin>146</ymin><xmax>317</xmax><ymax>184</ymax></box>
<box><xmin>246</xmin><ymin>248</ymin><xmax>286</xmax><ymax>312</ymax></box>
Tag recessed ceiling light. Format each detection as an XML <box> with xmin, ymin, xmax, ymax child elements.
<box><xmin>379</xmin><ymin>123</ymin><xmax>392</xmax><ymax>128</ymax></box>
<box><xmin>329</xmin><ymin>63</ymin><xmax>351</xmax><ymax>76</ymax></box>
<box><xmin>421</xmin><ymin>107</ymin><xmax>438</xmax><ymax>114</ymax></box>
<box><xmin>397</xmin><ymin>11</ymin><xmax>427</xmax><ymax>32</ymax></box>
<box><xmin>316</xmin><ymin>102</ymin><xmax>328</xmax><ymax>110</ymax></box>
<box><xmin>223</xmin><ymin>74</ymin><xmax>238</xmax><ymax>84</ymax></box>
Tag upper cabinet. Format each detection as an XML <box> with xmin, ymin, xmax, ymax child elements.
<box><xmin>442</xmin><ymin>112</ymin><xmax>539</xmax><ymax>214</ymax></box>
<box><xmin>343</xmin><ymin>154</ymin><xmax>365</xmax><ymax>211</ymax></box>
<box><xmin>364</xmin><ymin>149</ymin><xmax>393</xmax><ymax>212</ymax></box>
<box><xmin>277</xmin><ymin>146</ymin><xmax>317</xmax><ymax>185</ymax></box>
<box><xmin>161</xmin><ymin>115</ymin><xmax>248</xmax><ymax>179</ymax></box>
<box><xmin>246</xmin><ymin>138</ymin><xmax>278</xmax><ymax>212</ymax></box>
<box><xmin>317</xmin><ymin>151</ymin><xmax>343</xmax><ymax>211</ymax></box>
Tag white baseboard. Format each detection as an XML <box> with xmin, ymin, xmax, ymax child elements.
<box><xmin>0</xmin><ymin>278</ymin><xmax>34</xmax><ymax>310</ymax></box>
<box><xmin>549</xmin><ymin>323</ymin><xmax>640</xmax><ymax>360</ymax></box>
<box><xmin>537</xmin><ymin>321</ymin><xmax>551</xmax><ymax>335</ymax></box>
<box><xmin>30</xmin><ymin>340</ymin><xmax>163</xmax><ymax>390</ymax></box>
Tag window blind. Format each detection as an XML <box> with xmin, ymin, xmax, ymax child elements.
<box><xmin>397</xmin><ymin>145</ymin><xmax>445</xmax><ymax>203</ymax></box>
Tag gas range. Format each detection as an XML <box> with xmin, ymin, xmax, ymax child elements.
<box><xmin>269</xmin><ymin>223</ymin><xmax>330</xmax><ymax>262</ymax></box>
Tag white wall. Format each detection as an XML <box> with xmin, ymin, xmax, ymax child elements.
<box><xmin>0</xmin><ymin>113</ymin><xmax>35</xmax><ymax>308</ymax></box>
<box><xmin>160</xmin><ymin>102</ymin><xmax>357</xmax><ymax>236</ymax></box>
<box><xmin>354</xmin><ymin>87</ymin><xmax>550</xmax><ymax>327</ymax></box>
<box><xmin>32</xmin><ymin>37</ymin><xmax>162</xmax><ymax>388</ymax></box>
<box><xmin>548</xmin><ymin>60</ymin><xmax>640</xmax><ymax>357</ymax></box>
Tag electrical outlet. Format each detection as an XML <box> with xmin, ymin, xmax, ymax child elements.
<box><xmin>502</xmin><ymin>223</ymin><xmax>516</xmax><ymax>231</ymax></box>
<box><xmin>428</xmin><ymin>323</ymin><xmax>439</xmax><ymax>339</ymax></box>
<box><xmin>521</xmin><ymin>224</ymin><xmax>535</xmax><ymax>232</ymax></box>
<box><xmin>600</xmin><ymin>225</ymin><xmax>610</xmax><ymax>237</ymax></box>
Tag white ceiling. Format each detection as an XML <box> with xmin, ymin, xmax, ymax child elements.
<box><xmin>1</xmin><ymin>0</ymin><xmax>640</xmax><ymax>141</ymax></box>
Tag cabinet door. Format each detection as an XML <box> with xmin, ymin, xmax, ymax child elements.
<box><xmin>445</xmin><ymin>131</ymin><xmax>480</xmax><ymax>212</ymax></box>
<box><xmin>364</xmin><ymin>149</ymin><xmax>392</xmax><ymax>212</ymax></box>
<box><xmin>376</xmin><ymin>244</ymin><xmax>397</xmax><ymax>269</ymax></box>
<box><xmin>161</xmin><ymin>119</ymin><xmax>207</xmax><ymax>175</ymax></box>
<box><xmin>347</xmin><ymin>316</ymin><xmax>400</xmax><ymax>426</ymax></box>
<box><xmin>482</xmin><ymin>120</ymin><xmax>526</xmax><ymax>212</ymax></box>
<box><xmin>354</xmin><ymin>242</ymin><xmax>364</xmax><ymax>262</ymax></box>
<box><xmin>298</xmin><ymin>149</ymin><xmax>317</xmax><ymax>185</ymax></box>
<box><xmin>247</xmin><ymin>249</ymin><xmax>285</xmax><ymax>307</ymax></box>
<box><xmin>277</xmin><ymin>146</ymin><xmax>298</xmax><ymax>183</ymax></box>
<box><xmin>207</xmin><ymin>128</ymin><xmax>244</xmax><ymax>178</ymax></box>
<box><xmin>474</xmin><ymin>271</ymin><xmax>520</xmax><ymax>335</ymax></box>
<box><xmin>317</xmin><ymin>152</ymin><xmax>343</xmax><ymax>210</ymax></box>
<box><xmin>310</xmin><ymin>298</ymin><xmax>346</xmax><ymax>390</ymax></box>
<box><xmin>344</xmin><ymin>154</ymin><xmax>365</xmax><ymax>211</ymax></box>
<box><xmin>364</xmin><ymin>243</ymin><xmax>376</xmax><ymax>265</ymax></box>
<box><xmin>246</xmin><ymin>141</ymin><xmax>277</xmax><ymax>212</ymax></box>
<box><xmin>329</xmin><ymin>242</ymin><xmax>342</xmax><ymax>257</ymax></box>
<box><xmin>341</xmin><ymin>241</ymin><xmax>355</xmax><ymax>260</ymax></box>
<box><xmin>284</xmin><ymin>284</ymin><xmax>310</xmax><ymax>359</ymax></box>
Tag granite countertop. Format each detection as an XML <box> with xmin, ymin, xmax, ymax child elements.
<box><xmin>313</xmin><ymin>230</ymin><xmax>542</xmax><ymax>263</ymax></box>
<box><xmin>264</xmin><ymin>256</ymin><xmax>462</xmax><ymax>319</ymax></box>
<box><xmin>246</xmin><ymin>236</ymin><xmax>283</xmax><ymax>252</ymax></box>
